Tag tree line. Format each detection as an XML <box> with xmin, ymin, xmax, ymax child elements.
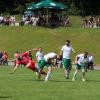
<box><xmin>0</xmin><ymin>0</ymin><xmax>100</xmax><ymax>15</ymax></box>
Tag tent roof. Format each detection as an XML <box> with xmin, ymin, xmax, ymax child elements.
<box><xmin>27</xmin><ymin>0</ymin><xmax>67</xmax><ymax>10</ymax></box>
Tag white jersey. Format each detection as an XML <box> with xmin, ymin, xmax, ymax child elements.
<box><xmin>0</xmin><ymin>16</ymin><xmax>3</xmax><ymax>21</ymax></box>
<box><xmin>88</xmin><ymin>56</ymin><xmax>94</xmax><ymax>62</ymax></box>
<box><xmin>36</xmin><ymin>51</ymin><xmax>44</xmax><ymax>61</ymax></box>
<box><xmin>77</xmin><ymin>55</ymin><xmax>89</xmax><ymax>65</ymax></box>
<box><xmin>61</xmin><ymin>45</ymin><xmax>74</xmax><ymax>59</ymax></box>
<box><xmin>44</xmin><ymin>53</ymin><xmax>57</xmax><ymax>62</ymax></box>
<box><xmin>77</xmin><ymin>54</ymin><xmax>84</xmax><ymax>58</ymax></box>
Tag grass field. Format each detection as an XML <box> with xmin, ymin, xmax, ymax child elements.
<box><xmin>0</xmin><ymin>66</ymin><xmax>100</xmax><ymax>100</ymax></box>
<box><xmin>0</xmin><ymin>26</ymin><xmax>100</xmax><ymax>63</ymax></box>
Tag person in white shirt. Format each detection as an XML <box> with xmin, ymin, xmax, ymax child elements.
<box><xmin>87</xmin><ymin>55</ymin><xmax>94</xmax><ymax>70</ymax></box>
<box><xmin>60</xmin><ymin>40</ymin><xmax>75</xmax><ymax>79</ymax></box>
<box><xmin>0</xmin><ymin>15</ymin><xmax>4</xmax><ymax>25</ymax></box>
<box><xmin>72</xmin><ymin>52</ymin><xmax>89</xmax><ymax>82</ymax></box>
<box><xmin>38</xmin><ymin>52</ymin><xmax>58</xmax><ymax>82</ymax></box>
<box><xmin>36</xmin><ymin>47</ymin><xmax>44</xmax><ymax>68</ymax></box>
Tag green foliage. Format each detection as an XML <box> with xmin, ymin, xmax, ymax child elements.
<box><xmin>0</xmin><ymin>0</ymin><xmax>100</xmax><ymax>15</ymax></box>
<box><xmin>67</xmin><ymin>2</ymin><xmax>79</xmax><ymax>15</ymax></box>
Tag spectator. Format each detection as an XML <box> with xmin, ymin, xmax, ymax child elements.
<box><xmin>0</xmin><ymin>14</ymin><xmax>4</xmax><ymax>26</ymax></box>
<box><xmin>87</xmin><ymin>54</ymin><xmax>94</xmax><ymax>70</ymax></box>
<box><xmin>0</xmin><ymin>51</ymin><xmax>3</xmax><ymax>65</ymax></box>
<box><xmin>2</xmin><ymin>51</ymin><xmax>8</xmax><ymax>66</ymax></box>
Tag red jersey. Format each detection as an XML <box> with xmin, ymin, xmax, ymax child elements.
<box><xmin>16</xmin><ymin>56</ymin><xmax>35</xmax><ymax>66</ymax></box>
<box><xmin>22</xmin><ymin>52</ymin><xmax>28</xmax><ymax>57</ymax></box>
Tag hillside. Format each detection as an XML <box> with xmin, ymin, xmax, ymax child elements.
<box><xmin>0</xmin><ymin>24</ymin><xmax>100</xmax><ymax>64</ymax></box>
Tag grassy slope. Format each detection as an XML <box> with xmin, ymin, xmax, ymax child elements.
<box><xmin>0</xmin><ymin>16</ymin><xmax>100</xmax><ymax>64</ymax></box>
<box><xmin>0</xmin><ymin>67</ymin><xmax>100</xmax><ymax>100</ymax></box>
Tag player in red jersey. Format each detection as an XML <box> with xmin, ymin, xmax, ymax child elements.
<box><xmin>11</xmin><ymin>50</ymin><xmax>46</xmax><ymax>76</ymax></box>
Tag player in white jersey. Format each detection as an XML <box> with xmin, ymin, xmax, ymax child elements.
<box><xmin>72</xmin><ymin>52</ymin><xmax>89</xmax><ymax>82</ymax></box>
<box><xmin>38</xmin><ymin>52</ymin><xmax>58</xmax><ymax>82</ymax></box>
<box><xmin>60</xmin><ymin>40</ymin><xmax>75</xmax><ymax>79</ymax></box>
<box><xmin>36</xmin><ymin>47</ymin><xmax>44</xmax><ymax>68</ymax></box>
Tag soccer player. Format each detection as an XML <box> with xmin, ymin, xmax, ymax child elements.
<box><xmin>72</xmin><ymin>52</ymin><xmax>89</xmax><ymax>82</ymax></box>
<box><xmin>60</xmin><ymin>40</ymin><xmax>75</xmax><ymax>79</ymax></box>
<box><xmin>14</xmin><ymin>51</ymin><xmax>21</xmax><ymax>66</ymax></box>
<box><xmin>11</xmin><ymin>50</ymin><xmax>46</xmax><ymax>76</ymax></box>
<box><xmin>36</xmin><ymin>47</ymin><xmax>44</xmax><ymax>68</ymax></box>
<box><xmin>38</xmin><ymin>52</ymin><xmax>58</xmax><ymax>82</ymax></box>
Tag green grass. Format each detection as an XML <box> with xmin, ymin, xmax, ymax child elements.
<box><xmin>0</xmin><ymin>66</ymin><xmax>100</xmax><ymax>100</ymax></box>
<box><xmin>0</xmin><ymin>26</ymin><xmax>100</xmax><ymax>63</ymax></box>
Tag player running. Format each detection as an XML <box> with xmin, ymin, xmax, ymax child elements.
<box><xmin>38</xmin><ymin>52</ymin><xmax>58</xmax><ymax>82</ymax></box>
<box><xmin>36</xmin><ymin>47</ymin><xmax>44</xmax><ymax>68</ymax></box>
<box><xmin>11</xmin><ymin>49</ymin><xmax>47</xmax><ymax>77</ymax></box>
<box><xmin>60</xmin><ymin>40</ymin><xmax>75</xmax><ymax>79</ymax></box>
<box><xmin>72</xmin><ymin>52</ymin><xmax>89</xmax><ymax>82</ymax></box>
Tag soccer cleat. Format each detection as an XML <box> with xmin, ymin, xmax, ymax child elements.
<box><xmin>72</xmin><ymin>78</ymin><xmax>76</xmax><ymax>81</ymax></box>
<box><xmin>45</xmin><ymin>77</ymin><xmax>48</xmax><ymax>82</ymax></box>
<box><xmin>65</xmin><ymin>76</ymin><xmax>69</xmax><ymax>79</ymax></box>
<box><xmin>82</xmin><ymin>78</ymin><xmax>85</xmax><ymax>82</ymax></box>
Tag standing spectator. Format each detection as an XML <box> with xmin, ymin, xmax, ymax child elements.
<box><xmin>0</xmin><ymin>51</ymin><xmax>3</xmax><ymax>65</ymax></box>
<box><xmin>89</xmin><ymin>16</ymin><xmax>94</xmax><ymax>28</ymax></box>
<box><xmin>2</xmin><ymin>51</ymin><xmax>8</xmax><ymax>66</ymax></box>
<box><xmin>96</xmin><ymin>17</ymin><xmax>100</xmax><ymax>27</ymax></box>
<box><xmin>0</xmin><ymin>14</ymin><xmax>4</xmax><ymax>26</ymax></box>
<box><xmin>64</xmin><ymin>16</ymin><xmax>71</xmax><ymax>27</ymax></box>
<box><xmin>87</xmin><ymin>54</ymin><xmax>94</xmax><ymax>70</ymax></box>
<box><xmin>60</xmin><ymin>40</ymin><xmax>75</xmax><ymax>79</ymax></box>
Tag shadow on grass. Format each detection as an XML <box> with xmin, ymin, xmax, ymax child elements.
<box><xmin>87</xmin><ymin>80</ymin><xmax>100</xmax><ymax>83</ymax></box>
<box><xmin>50</xmin><ymin>80</ymin><xmax>72</xmax><ymax>83</ymax></box>
<box><xmin>17</xmin><ymin>79</ymin><xmax>44</xmax><ymax>82</ymax></box>
<box><xmin>0</xmin><ymin>96</ymin><xmax>12</xmax><ymax>98</ymax></box>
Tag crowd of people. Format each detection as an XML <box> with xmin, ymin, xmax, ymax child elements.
<box><xmin>0</xmin><ymin>14</ymin><xmax>71</xmax><ymax>27</ymax></box>
<box><xmin>6</xmin><ymin>40</ymin><xmax>94</xmax><ymax>82</ymax></box>
<box><xmin>1</xmin><ymin>14</ymin><xmax>100</xmax><ymax>28</ymax></box>
<box><xmin>82</xmin><ymin>16</ymin><xmax>100</xmax><ymax>28</ymax></box>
